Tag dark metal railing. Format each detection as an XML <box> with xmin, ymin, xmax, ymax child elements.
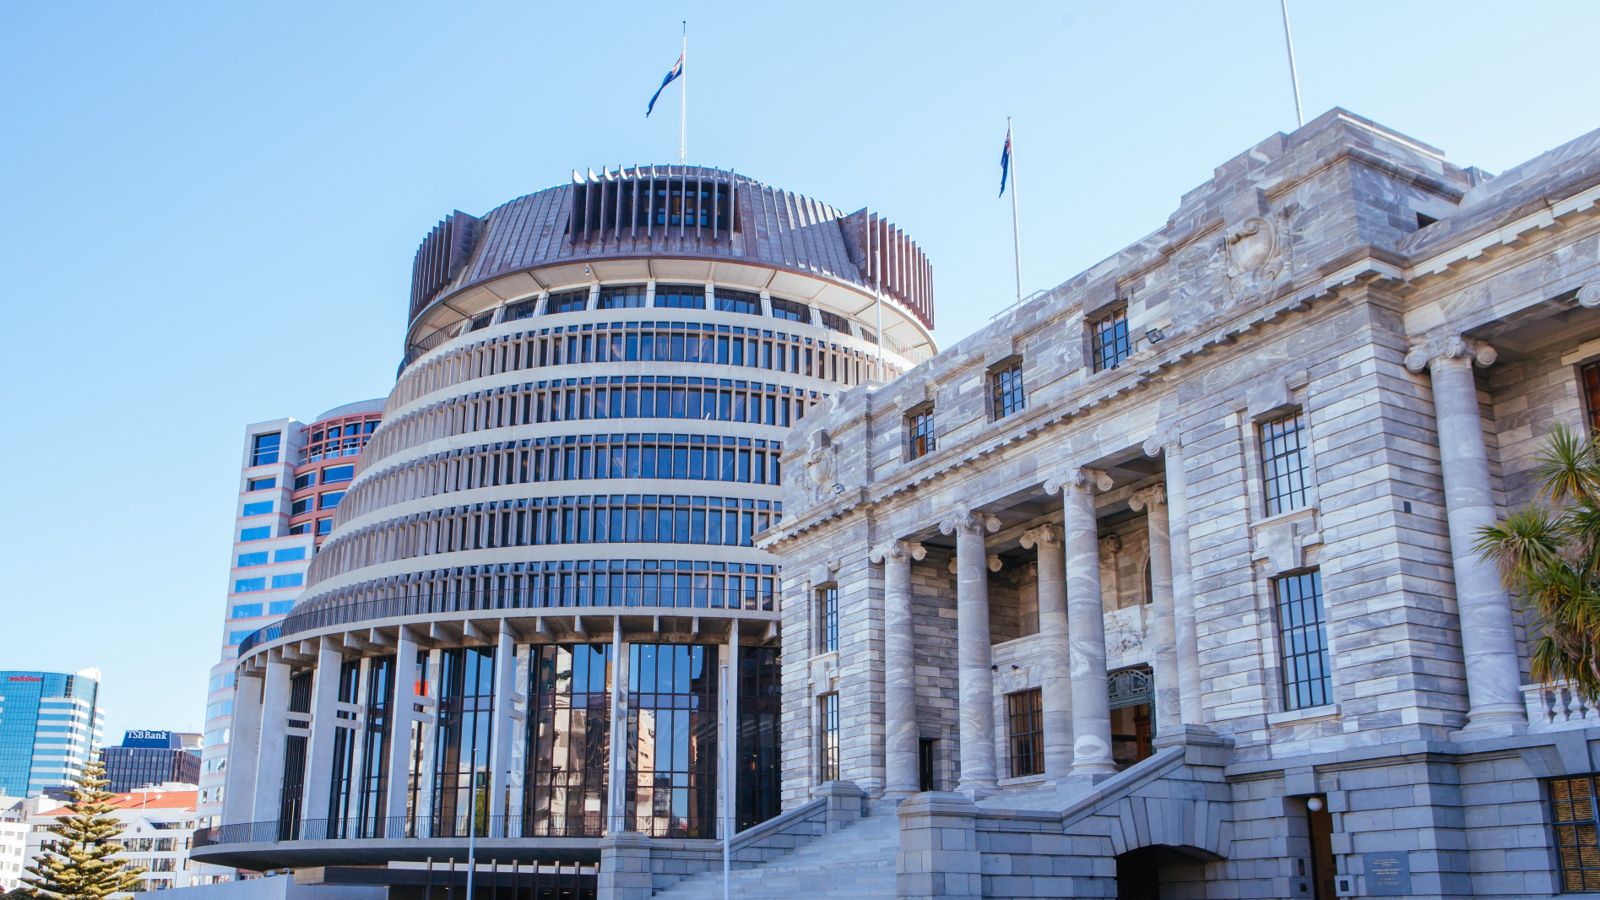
<box><xmin>238</xmin><ymin>586</ymin><xmax>777</xmax><ymax>656</ymax></box>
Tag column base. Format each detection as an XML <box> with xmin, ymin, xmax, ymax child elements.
<box><xmin>955</xmin><ymin>780</ymin><xmax>997</xmax><ymax>800</ymax></box>
<box><xmin>1451</xmin><ymin>706</ymin><xmax>1529</xmax><ymax>741</ymax></box>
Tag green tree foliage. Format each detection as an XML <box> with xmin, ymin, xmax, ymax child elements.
<box><xmin>1477</xmin><ymin>424</ymin><xmax>1600</xmax><ymax>703</ymax></box>
<box><xmin>22</xmin><ymin>759</ymin><xmax>146</xmax><ymax>899</ymax></box>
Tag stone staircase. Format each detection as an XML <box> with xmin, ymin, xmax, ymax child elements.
<box><xmin>652</xmin><ymin>809</ymin><xmax>899</xmax><ymax>898</ymax></box>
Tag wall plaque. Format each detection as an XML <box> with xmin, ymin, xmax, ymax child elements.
<box><xmin>1362</xmin><ymin>851</ymin><xmax>1411</xmax><ymax>895</ymax></box>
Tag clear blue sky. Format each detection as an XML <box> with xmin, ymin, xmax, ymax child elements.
<box><xmin>2</xmin><ymin>1</ymin><xmax>1597</xmax><ymax>741</ymax></box>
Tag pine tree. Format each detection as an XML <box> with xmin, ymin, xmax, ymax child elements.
<box><xmin>22</xmin><ymin>759</ymin><xmax>146</xmax><ymax>899</ymax></box>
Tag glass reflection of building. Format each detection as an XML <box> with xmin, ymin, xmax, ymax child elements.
<box><xmin>196</xmin><ymin>166</ymin><xmax>935</xmax><ymax>884</ymax></box>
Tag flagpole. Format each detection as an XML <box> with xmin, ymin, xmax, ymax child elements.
<box><xmin>680</xmin><ymin>21</ymin><xmax>688</xmax><ymax>164</ymax></box>
<box><xmin>1008</xmin><ymin>117</ymin><xmax>1022</xmax><ymax>305</ymax></box>
<box><xmin>1279</xmin><ymin>0</ymin><xmax>1304</xmax><ymax>128</ymax></box>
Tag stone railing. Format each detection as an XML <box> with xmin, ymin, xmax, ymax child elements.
<box><xmin>1523</xmin><ymin>681</ymin><xmax>1598</xmax><ymax>731</ymax></box>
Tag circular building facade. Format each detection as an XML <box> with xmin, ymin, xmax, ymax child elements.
<box><xmin>198</xmin><ymin>166</ymin><xmax>934</xmax><ymax>873</ymax></box>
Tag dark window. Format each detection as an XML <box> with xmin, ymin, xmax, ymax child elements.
<box><xmin>431</xmin><ymin>647</ymin><xmax>496</xmax><ymax>837</ymax></box>
<box><xmin>1260</xmin><ymin>412</ymin><xmax>1310</xmax><ymax>515</ymax></box>
<box><xmin>1582</xmin><ymin>362</ymin><xmax>1600</xmax><ymax>433</ymax></box>
<box><xmin>991</xmin><ymin>361</ymin><xmax>1026</xmax><ymax>420</ymax></box>
<box><xmin>546</xmin><ymin>290</ymin><xmax>590</xmax><ymax>314</ymax></box>
<box><xmin>251</xmin><ymin>432</ymin><xmax>281</xmax><ymax>466</ymax></box>
<box><xmin>246</xmin><ymin>476</ymin><xmax>276</xmax><ymax>491</ymax></box>
<box><xmin>325</xmin><ymin>660</ymin><xmax>362</xmax><ymax>837</ymax></box>
<box><xmin>322</xmin><ymin>464</ymin><xmax>354</xmax><ymax>484</ymax></box>
<box><xmin>653</xmin><ymin>284</ymin><xmax>706</xmax><ymax>309</ymax></box>
<box><xmin>769</xmin><ymin>298</ymin><xmax>809</xmax><ymax>323</ymax></box>
<box><xmin>470</xmin><ymin>311</ymin><xmax>493</xmax><ymax>331</ymax></box>
<box><xmin>294</xmin><ymin>471</ymin><xmax>317</xmax><ymax>491</ymax></box>
<box><xmin>1006</xmin><ymin>689</ymin><xmax>1044</xmax><ymax>777</ymax></box>
<box><xmin>736</xmin><ymin>647</ymin><xmax>782</xmax><ymax>830</ymax></box>
<box><xmin>1415</xmin><ymin>212</ymin><xmax>1438</xmax><ymax>229</ymax></box>
<box><xmin>316</xmin><ymin>518</ymin><xmax>333</xmax><ymax>536</ymax></box>
<box><xmin>319</xmin><ymin>490</ymin><xmax>345</xmax><ymax>510</ymax></box>
<box><xmin>624</xmin><ymin>643</ymin><xmax>720</xmax><ymax>838</ymax></box>
<box><xmin>818</xmin><ymin>585</ymin><xmax>839</xmax><ymax>653</ymax></box>
<box><xmin>355</xmin><ymin>655</ymin><xmax>393</xmax><ymax>838</ymax></box>
<box><xmin>1090</xmin><ymin>307</ymin><xmax>1132</xmax><ymax>372</ymax></box>
<box><xmin>1550</xmin><ymin>774</ymin><xmax>1600</xmax><ymax>892</ymax></box>
<box><xmin>818</xmin><ymin>310</ymin><xmax>851</xmax><ymax>335</ymax></box>
<box><xmin>598</xmin><ymin>285</ymin><xmax>648</xmax><ymax>309</ymax></box>
<box><xmin>714</xmin><ymin>289</ymin><xmax>761</xmax><ymax>315</ymax></box>
<box><xmin>1274</xmin><ymin>570</ymin><xmax>1332</xmax><ymax>711</ymax></box>
<box><xmin>919</xmin><ymin>739</ymin><xmax>939</xmax><ymax>792</ymax></box>
<box><xmin>505</xmin><ymin>299</ymin><xmax>538</xmax><ymax>321</ymax></box>
<box><xmin>290</xmin><ymin>497</ymin><xmax>313</xmax><ymax>516</ymax></box>
<box><xmin>908</xmin><ymin>407</ymin><xmax>936</xmax><ymax>460</ymax></box>
<box><xmin>525</xmin><ymin>644</ymin><xmax>611</xmax><ymax>838</ymax></box>
<box><xmin>818</xmin><ymin>693</ymin><xmax>840</xmax><ymax>783</ymax></box>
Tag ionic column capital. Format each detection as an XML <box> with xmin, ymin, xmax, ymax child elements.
<box><xmin>1019</xmin><ymin>524</ymin><xmax>1061</xmax><ymax>549</ymax></box>
<box><xmin>869</xmin><ymin>539</ymin><xmax>927</xmax><ymax>564</ymax></box>
<box><xmin>1128</xmin><ymin>485</ymin><xmax>1167</xmax><ymax>512</ymax></box>
<box><xmin>1403</xmin><ymin>333</ymin><xmax>1497</xmax><ymax>373</ymax></box>
<box><xmin>938</xmin><ymin>508</ymin><xmax>1001</xmax><ymax>536</ymax></box>
<box><xmin>1578</xmin><ymin>282</ymin><xmax>1600</xmax><ymax>308</ymax></box>
<box><xmin>1142</xmin><ymin>423</ymin><xmax>1183</xmax><ymax>458</ymax></box>
<box><xmin>1044</xmin><ymin>466</ymin><xmax>1113</xmax><ymax>496</ymax></box>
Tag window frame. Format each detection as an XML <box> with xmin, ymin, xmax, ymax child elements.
<box><xmin>988</xmin><ymin>358</ymin><xmax>1026</xmax><ymax>421</ymax></box>
<box><xmin>1272</xmin><ymin>569</ymin><xmax>1332</xmax><ymax>711</ymax></box>
<box><xmin>251</xmin><ymin>432</ymin><xmax>282</xmax><ymax>467</ymax></box>
<box><xmin>1549</xmin><ymin>773</ymin><xmax>1600</xmax><ymax>892</ymax></box>
<box><xmin>818</xmin><ymin>693</ymin><xmax>840</xmax><ymax>784</ymax></box>
<box><xmin>906</xmin><ymin>404</ymin><xmax>936</xmax><ymax>461</ymax></box>
<box><xmin>1088</xmin><ymin>306</ymin><xmax>1132</xmax><ymax>373</ymax></box>
<box><xmin>817</xmin><ymin>584</ymin><xmax>840</xmax><ymax>654</ymax></box>
<box><xmin>1259</xmin><ymin>410</ymin><xmax>1312</xmax><ymax>516</ymax></box>
<box><xmin>1005</xmin><ymin>688</ymin><xmax>1044</xmax><ymax>778</ymax></box>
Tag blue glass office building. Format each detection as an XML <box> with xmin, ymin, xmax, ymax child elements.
<box><xmin>0</xmin><ymin>669</ymin><xmax>104</xmax><ymax>797</ymax></box>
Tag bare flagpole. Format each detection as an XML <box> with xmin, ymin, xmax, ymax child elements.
<box><xmin>1279</xmin><ymin>0</ymin><xmax>1305</xmax><ymax>127</ymax></box>
<box><xmin>680</xmin><ymin>21</ymin><xmax>688</xmax><ymax>164</ymax></box>
<box><xmin>1008</xmin><ymin>117</ymin><xmax>1023</xmax><ymax>304</ymax></box>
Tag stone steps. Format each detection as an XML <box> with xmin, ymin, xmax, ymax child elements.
<box><xmin>654</xmin><ymin>813</ymin><xmax>899</xmax><ymax>898</ymax></box>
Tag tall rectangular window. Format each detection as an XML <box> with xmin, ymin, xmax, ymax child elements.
<box><xmin>907</xmin><ymin>407</ymin><xmax>936</xmax><ymax>460</ymax></box>
<box><xmin>1090</xmin><ymin>307</ymin><xmax>1131</xmax><ymax>372</ymax></box>
<box><xmin>818</xmin><ymin>693</ymin><xmax>840</xmax><ymax>784</ymax></box>
<box><xmin>1582</xmin><ymin>362</ymin><xmax>1600</xmax><ymax>433</ymax></box>
<box><xmin>818</xmin><ymin>585</ymin><xmax>839</xmax><ymax>653</ymax></box>
<box><xmin>990</xmin><ymin>361</ymin><xmax>1026</xmax><ymax>420</ymax></box>
<box><xmin>1260</xmin><ymin>412</ymin><xmax>1310</xmax><ymax>515</ymax></box>
<box><xmin>1006</xmin><ymin>689</ymin><xmax>1044</xmax><ymax>777</ymax></box>
<box><xmin>251</xmin><ymin>432</ymin><xmax>282</xmax><ymax>466</ymax></box>
<box><xmin>1550</xmin><ymin>774</ymin><xmax>1600</xmax><ymax>892</ymax></box>
<box><xmin>1274</xmin><ymin>570</ymin><xmax>1331</xmax><ymax>710</ymax></box>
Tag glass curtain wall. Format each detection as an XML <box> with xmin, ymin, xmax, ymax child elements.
<box><xmin>624</xmin><ymin>644</ymin><xmax>718</xmax><ymax>838</ymax></box>
<box><xmin>524</xmin><ymin>644</ymin><xmax>612</xmax><ymax>837</ymax></box>
<box><xmin>431</xmin><ymin>647</ymin><xmax>495</xmax><ymax>837</ymax></box>
<box><xmin>324</xmin><ymin>660</ymin><xmax>361</xmax><ymax>837</ymax></box>
<box><xmin>277</xmin><ymin>672</ymin><xmax>313</xmax><ymax>840</ymax></box>
<box><xmin>356</xmin><ymin>655</ymin><xmax>394</xmax><ymax>837</ymax></box>
<box><xmin>736</xmin><ymin>647</ymin><xmax>781</xmax><ymax>830</ymax></box>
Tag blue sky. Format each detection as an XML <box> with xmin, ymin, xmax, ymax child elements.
<box><xmin>2</xmin><ymin>1</ymin><xmax>1597</xmax><ymax>740</ymax></box>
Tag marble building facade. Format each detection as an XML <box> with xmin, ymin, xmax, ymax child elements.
<box><xmin>759</xmin><ymin>109</ymin><xmax>1600</xmax><ymax>899</ymax></box>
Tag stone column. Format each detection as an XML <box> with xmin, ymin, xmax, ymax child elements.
<box><xmin>870</xmin><ymin>539</ymin><xmax>927</xmax><ymax>796</ymax></box>
<box><xmin>1049</xmin><ymin>467</ymin><xmax>1118</xmax><ymax>776</ymax></box>
<box><xmin>607</xmin><ymin>617</ymin><xmax>631</xmax><ymax>833</ymax></box>
<box><xmin>384</xmin><ymin>628</ymin><xmax>420</xmax><ymax>827</ymax></box>
<box><xmin>1146</xmin><ymin>431</ymin><xmax>1203</xmax><ymax>725</ymax></box>
<box><xmin>222</xmin><ymin>670</ymin><xmax>263</xmax><ymax>826</ymax></box>
<box><xmin>1405</xmin><ymin>335</ymin><xmax>1527</xmax><ymax>731</ymax></box>
<box><xmin>938</xmin><ymin>509</ymin><xmax>1001</xmax><ymax>793</ymax></box>
<box><xmin>723</xmin><ymin>620</ymin><xmax>741</xmax><ymax>839</ymax></box>
<box><xmin>301</xmin><ymin>638</ymin><xmax>344</xmax><ymax>833</ymax></box>
<box><xmin>1130</xmin><ymin>485</ymin><xmax>1180</xmax><ymax>732</ymax></box>
<box><xmin>1019</xmin><ymin>525</ymin><xmax>1072</xmax><ymax>778</ymax></box>
<box><xmin>487</xmin><ymin>622</ymin><xmax>518</xmax><ymax>832</ymax></box>
<box><xmin>251</xmin><ymin>660</ymin><xmax>291</xmax><ymax>824</ymax></box>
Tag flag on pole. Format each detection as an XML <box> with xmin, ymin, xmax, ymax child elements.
<box><xmin>646</xmin><ymin>54</ymin><xmax>685</xmax><ymax>118</ymax></box>
<box><xmin>998</xmin><ymin>124</ymin><xmax>1013</xmax><ymax>198</ymax></box>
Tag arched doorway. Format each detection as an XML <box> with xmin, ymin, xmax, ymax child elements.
<box><xmin>1115</xmin><ymin>845</ymin><xmax>1219</xmax><ymax>900</ymax></box>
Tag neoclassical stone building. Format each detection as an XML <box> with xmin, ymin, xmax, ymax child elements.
<box><xmin>754</xmin><ymin>109</ymin><xmax>1600</xmax><ymax>899</ymax></box>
